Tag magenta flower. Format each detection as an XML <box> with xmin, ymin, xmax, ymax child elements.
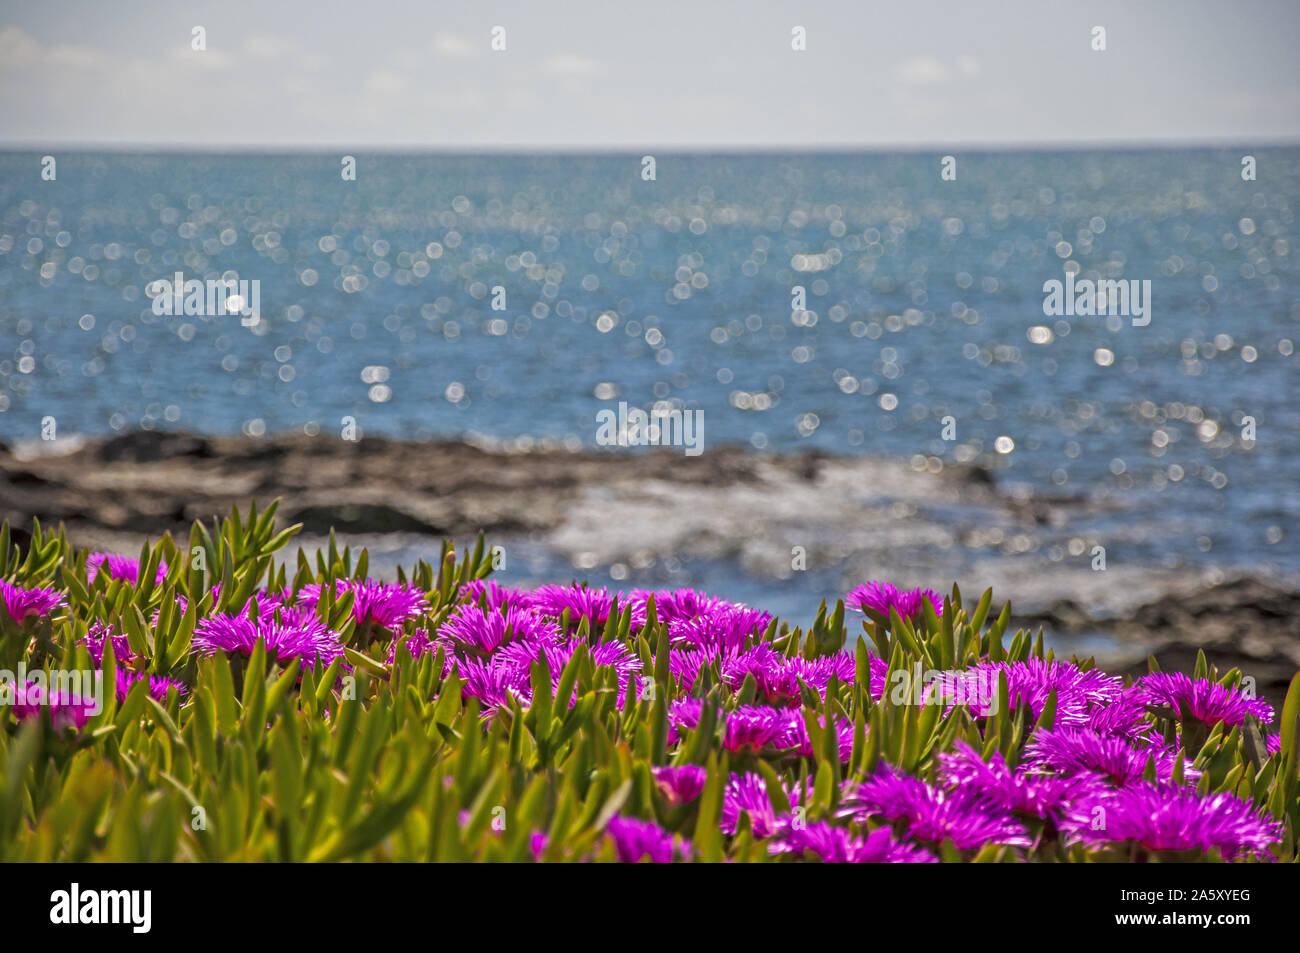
<box><xmin>454</xmin><ymin>657</ymin><xmax>530</xmax><ymax>712</ymax></box>
<box><xmin>1137</xmin><ymin>673</ymin><xmax>1274</xmax><ymax>728</ymax></box>
<box><xmin>192</xmin><ymin>606</ymin><xmax>344</xmax><ymax>667</ymax></box>
<box><xmin>528</xmin><ymin>584</ymin><xmax>619</xmax><ymax>628</ymax></box>
<box><xmin>841</xmin><ymin>767</ymin><xmax>1031</xmax><ymax>849</ymax></box>
<box><xmin>603</xmin><ymin>816</ymin><xmax>686</xmax><ymax>863</ymax></box>
<box><xmin>1267</xmin><ymin>733</ymin><xmax>1281</xmax><ymax>756</ymax></box>
<box><xmin>1025</xmin><ymin>727</ymin><xmax>1196</xmax><ymax>786</ymax></box>
<box><xmin>87</xmin><ymin>553</ymin><xmax>168</xmax><ymax>587</ymax></box>
<box><xmin>491</xmin><ymin>635</ymin><xmax>560</xmax><ymax>678</ymax></box>
<box><xmin>529</xmin><ymin>831</ymin><xmax>550</xmax><ymax>861</ymax></box>
<box><xmin>672</xmin><ymin>643</ymin><xmax>780</xmax><ymax>697</ymax></box>
<box><xmin>846</xmin><ymin>581</ymin><xmax>941</xmax><ymax>620</ymax></box>
<box><xmin>0</xmin><ymin>579</ymin><xmax>65</xmax><ymax>622</ymax></box>
<box><xmin>846</xmin><ymin>581</ymin><xmax>899</xmax><ymax>616</ymax></box>
<box><xmin>1087</xmin><ymin>689</ymin><xmax>1156</xmax><ymax>741</ymax></box>
<box><xmin>386</xmin><ymin>628</ymin><xmax>439</xmax><ymax>665</ymax></box>
<box><xmin>9</xmin><ymin>680</ymin><xmax>99</xmax><ymax>731</ymax></box>
<box><xmin>721</xmin><ymin>705</ymin><xmax>795</xmax><ymax>753</ymax></box>
<box><xmin>173</xmin><ymin>586</ymin><xmax>288</xmax><ymax>621</ymax></box>
<box><xmin>955</xmin><ymin>659</ymin><xmax>1125</xmax><ymax>729</ymax></box>
<box><xmin>717</xmin><ymin>642</ymin><xmax>779</xmax><ymax>687</ymax></box>
<box><xmin>768</xmin><ymin>822</ymin><xmax>857</xmax><ymax>861</ymax></box>
<box><xmin>459</xmin><ymin>578</ymin><xmax>530</xmax><ymax>610</ymax></box>
<box><xmin>652</xmin><ymin>765</ymin><xmax>708</xmax><ymax>806</ymax></box>
<box><xmin>788</xmin><ymin>653</ymin><xmax>859</xmax><ymax>693</ymax></box>
<box><xmin>492</xmin><ymin>637</ymin><xmax>639</xmax><ymax>707</ymax></box>
<box><xmin>668</xmin><ymin>701</ymin><xmax>848</xmax><ymax>759</ymax></box>
<box><xmin>732</xmin><ymin>651</ymin><xmax>857</xmax><ymax>706</ymax></box>
<box><xmin>81</xmin><ymin>622</ymin><xmax>134</xmax><ymax>667</ymax></box>
<box><xmin>628</xmin><ymin>588</ymin><xmax>729</xmax><ymax>625</ymax></box>
<box><xmin>779</xmin><ymin>712</ymin><xmax>856</xmax><ymax>763</ymax></box>
<box><xmin>555</xmin><ymin>639</ymin><xmax>640</xmax><ymax>699</ymax></box>
<box><xmin>1061</xmin><ymin>782</ymin><xmax>1283</xmax><ymax>860</ymax></box>
<box><xmin>666</xmin><ymin>698</ymin><xmax>706</xmax><ymax>741</ymax></box>
<box><xmin>242</xmin><ymin>590</ymin><xmax>290</xmax><ymax>617</ymax></box>
<box><xmin>669</xmin><ymin>603</ymin><xmax>773</xmax><ymax>654</ymax></box>
<box><xmin>297</xmin><ymin>579</ymin><xmax>427</xmax><ymax>630</ymax></box>
<box><xmin>769</xmin><ymin>822</ymin><xmax>937</xmax><ymax>863</ymax></box>
<box><xmin>897</xmin><ymin>588</ymin><xmax>942</xmax><ymax>619</ymax></box>
<box><xmin>937</xmin><ymin>741</ymin><xmax>1110</xmax><ymax>823</ymax></box>
<box><xmin>667</xmin><ymin>648</ymin><xmax>712</xmax><ymax>694</ymax></box>
<box><xmin>439</xmin><ymin>604</ymin><xmax>560</xmax><ymax>657</ymax></box>
<box><xmin>851</xmin><ymin>827</ymin><xmax>940</xmax><ymax>863</ymax></box>
<box><xmin>115</xmin><ymin>668</ymin><xmax>188</xmax><ymax>704</ymax></box>
<box><xmin>668</xmin><ymin>702</ymin><xmax>788</xmax><ymax>753</ymax></box>
<box><xmin>721</xmin><ymin>772</ymin><xmax>800</xmax><ymax>837</ymax></box>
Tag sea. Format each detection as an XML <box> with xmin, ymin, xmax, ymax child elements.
<box><xmin>1</xmin><ymin>149</ymin><xmax>1297</xmax><ymax>635</ymax></box>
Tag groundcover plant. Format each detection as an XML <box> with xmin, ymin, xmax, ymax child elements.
<box><xmin>0</xmin><ymin>502</ymin><xmax>1295</xmax><ymax>863</ymax></box>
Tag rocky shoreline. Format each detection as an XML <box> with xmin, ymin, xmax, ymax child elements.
<box><xmin>2</xmin><ymin>430</ymin><xmax>1296</xmax><ymax>693</ymax></box>
<box><xmin>0</xmin><ymin>429</ymin><xmax>849</xmax><ymax>541</ymax></box>
<box><xmin>1017</xmin><ymin>578</ymin><xmax>1300</xmax><ymax>694</ymax></box>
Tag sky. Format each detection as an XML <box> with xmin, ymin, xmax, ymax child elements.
<box><xmin>1</xmin><ymin>0</ymin><xmax>1298</xmax><ymax>151</ymax></box>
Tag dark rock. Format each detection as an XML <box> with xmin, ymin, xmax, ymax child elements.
<box><xmin>8</xmin><ymin>525</ymin><xmax>31</xmax><ymax>553</ymax></box>
<box><xmin>96</xmin><ymin>431</ymin><xmax>214</xmax><ymax>463</ymax></box>
<box><xmin>0</xmin><ymin>468</ymin><xmax>47</xmax><ymax>487</ymax></box>
<box><xmin>291</xmin><ymin>503</ymin><xmax>444</xmax><ymax>536</ymax></box>
<box><xmin>1019</xmin><ymin>599</ymin><xmax>1094</xmax><ymax>631</ymax></box>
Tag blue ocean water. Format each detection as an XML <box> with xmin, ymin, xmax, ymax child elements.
<box><xmin>1</xmin><ymin>150</ymin><xmax>1297</xmax><ymax>588</ymax></box>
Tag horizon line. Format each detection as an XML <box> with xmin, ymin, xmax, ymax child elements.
<box><xmin>3</xmin><ymin>138</ymin><xmax>1298</xmax><ymax>156</ymax></box>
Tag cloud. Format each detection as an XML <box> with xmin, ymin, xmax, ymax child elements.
<box><xmin>895</xmin><ymin>55</ymin><xmax>949</xmax><ymax>86</ymax></box>
<box><xmin>244</xmin><ymin>34</ymin><xmax>291</xmax><ymax>58</ymax></box>
<box><xmin>0</xmin><ymin>25</ymin><xmax>111</xmax><ymax>71</ymax></box>
<box><xmin>541</xmin><ymin>53</ymin><xmax>602</xmax><ymax>76</ymax></box>
<box><xmin>433</xmin><ymin>32</ymin><xmax>477</xmax><ymax>59</ymax></box>
<box><xmin>365</xmin><ymin>69</ymin><xmax>407</xmax><ymax>94</ymax></box>
<box><xmin>164</xmin><ymin>45</ymin><xmax>235</xmax><ymax>70</ymax></box>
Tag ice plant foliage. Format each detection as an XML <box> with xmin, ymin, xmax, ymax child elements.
<box><xmin>0</xmin><ymin>507</ymin><xmax>1295</xmax><ymax>863</ymax></box>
